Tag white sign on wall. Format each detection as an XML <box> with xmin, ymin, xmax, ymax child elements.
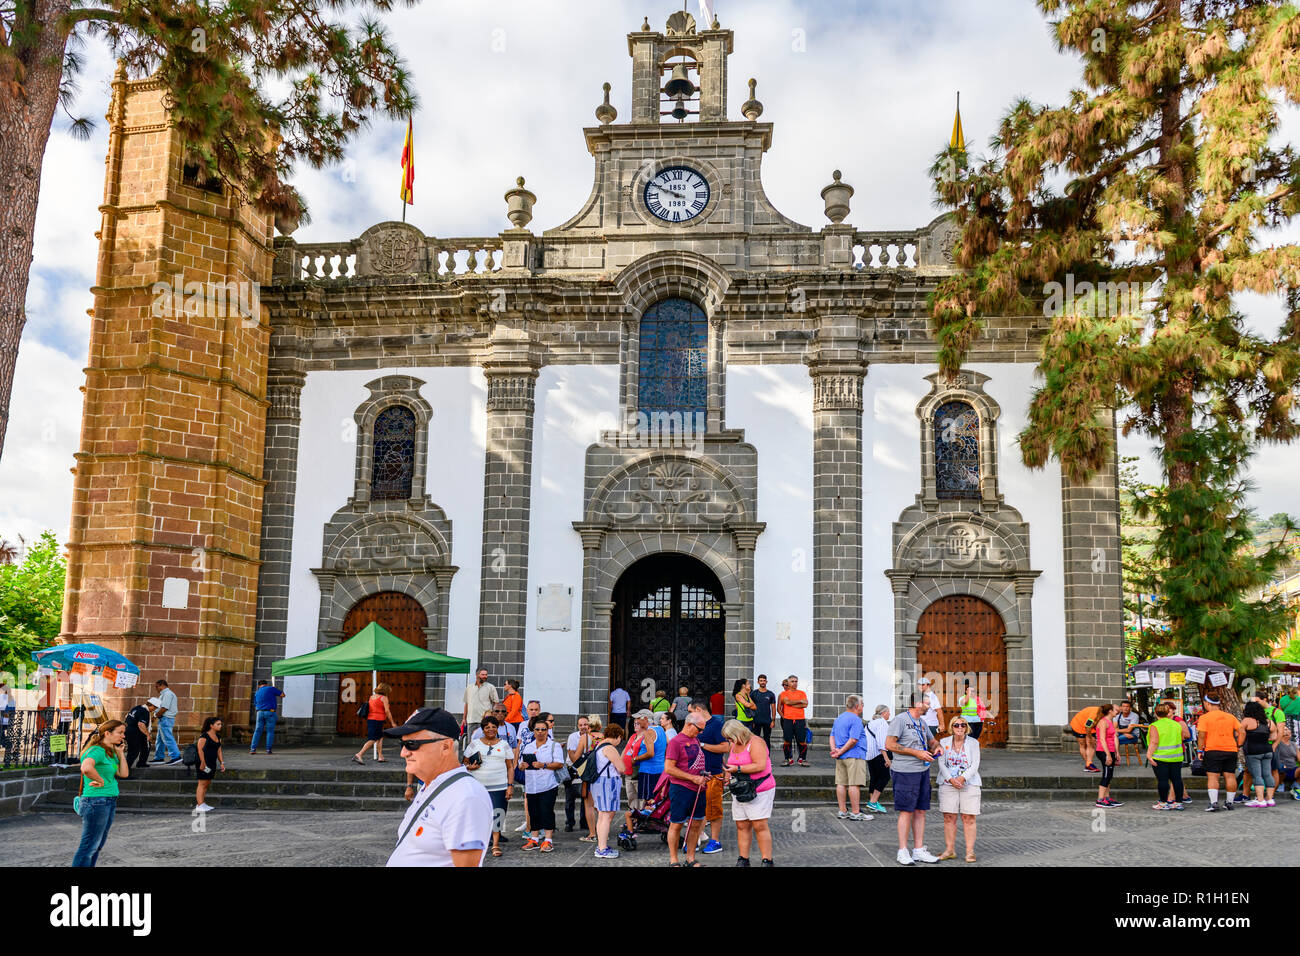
<box><xmin>162</xmin><ymin>577</ymin><xmax>191</xmax><ymax>609</ymax></box>
<box><xmin>775</xmin><ymin>621</ymin><xmax>791</xmax><ymax>641</ymax></box>
<box><xmin>536</xmin><ymin>585</ymin><xmax>573</xmax><ymax>632</ymax></box>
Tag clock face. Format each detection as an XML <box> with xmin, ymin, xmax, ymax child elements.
<box><xmin>644</xmin><ymin>166</ymin><xmax>710</xmax><ymax>223</ymax></box>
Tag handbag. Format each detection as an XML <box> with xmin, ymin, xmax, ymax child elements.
<box><xmin>73</xmin><ymin>771</ymin><xmax>85</xmax><ymax>816</ymax></box>
<box><xmin>727</xmin><ymin>770</ymin><xmax>770</xmax><ymax>803</ymax></box>
<box><xmin>356</xmin><ymin>698</ymin><xmax>370</xmax><ymax>719</ymax></box>
<box><xmin>550</xmin><ymin>742</ymin><xmax>571</xmax><ymax>786</ymax></box>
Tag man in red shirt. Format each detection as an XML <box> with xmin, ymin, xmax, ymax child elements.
<box><xmin>778</xmin><ymin>675</ymin><xmax>810</xmax><ymax>766</ymax></box>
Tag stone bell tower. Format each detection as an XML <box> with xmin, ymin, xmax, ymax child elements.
<box><xmin>59</xmin><ymin>64</ymin><xmax>274</xmax><ymax>736</ymax></box>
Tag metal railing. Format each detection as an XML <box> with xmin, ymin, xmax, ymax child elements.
<box><xmin>0</xmin><ymin>708</ymin><xmax>75</xmax><ymax>768</ymax></box>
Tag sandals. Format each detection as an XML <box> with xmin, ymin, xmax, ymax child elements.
<box><xmin>965</xmin><ymin>854</ymin><xmax>977</xmax><ymax>863</ymax></box>
<box><xmin>351</xmin><ymin>756</ymin><xmax>363</xmax><ymax>765</ymax></box>
<box><xmin>937</xmin><ymin>850</ymin><xmax>957</xmax><ymax>861</ymax></box>
<box><xmin>491</xmin><ymin>847</ymin><xmax>502</xmax><ymax>857</ymax></box>
<box><xmin>375</xmin><ymin>758</ymin><xmax>388</xmax><ymax>763</ymax></box>
<box><xmin>578</xmin><ymin>834</ymin><xmax>598</xmax><ymax>843</ymax></box>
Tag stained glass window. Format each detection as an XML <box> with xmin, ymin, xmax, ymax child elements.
<box><xmin>371</xmin><ymin>405</ymin><xmax>416</xmax><ymax>500</ymax></box>
<box><xmin>934</xmin><ymin>400</ymin><xmax>980</xmax><ymax>499</ymax></box>
<box><xmin>638</xmin><ymin>298</ymin><xmax>707</xmax><ymax>417</ymax></box>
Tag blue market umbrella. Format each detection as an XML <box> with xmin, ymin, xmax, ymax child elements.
<box><xmin>31</xmin><ymin>643</ymin><xmax>141</xmax><ymax>760</ymax></box>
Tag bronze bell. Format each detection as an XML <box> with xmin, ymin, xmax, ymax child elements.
<box><xmin>664</xmin><ymin>63</ymin><xmax>695</xmax><ymax>99</ymax></box>
<box><xmin>669</xmin><ymin>98</ymin><xmax>691</xmax><ymax>121</ymax></box>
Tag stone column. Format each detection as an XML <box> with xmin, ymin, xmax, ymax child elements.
<box><xmin>1005</xmin><ymin>574</ymin><xmax>1041</xmax><ymax>750</ymax></box>
<box><xmin>253</xmin><ymin>370</ymin><xmax>306</xmax><ymax>685</ymax></box>
<box><xmin>477</xmin><ymin>367</ymin><xmax>538</xmax><ymax>687</ymax></box>
<box><xmin>807</xmin><ymin>361</ymin><xmax>866</xmax><ymax>721</ymax></box>
<box><xmin>1061</xmin><ymin>420</ymin><xmax>1125</xmax><ymax>723</ymax></box>
<box><xmin>575</xmin><ymin>525</ymin><xmax>609</xmax><ymax>718</ymax></box>
<box><xmin>425</xmin><ymin>566</ymin><xmax>458</xmax><ymax>708</ymax></box>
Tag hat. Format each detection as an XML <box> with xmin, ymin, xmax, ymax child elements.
<box><xmin>1203</xmin><ymin>695</ymin><xmax>1221</xmax><ymax>706</ymax></box>
<box><xmin>146</xmin><ymin>697</ymin><xmax>162</xmax><ymax>708</ymax></box>
<box><xmin>631</xmin><ymin>709</ymin><xmax>655</xmax><ymax>721</ymax></box>
<box><xmin>918</xmin><ymin>678</ymin><xmax>932</xmax><ymax>686</ymax></box>
<box><xmin>383</xmin><ymin>707</ymin><xmax>461</xmax><ymax>740</ymax></box>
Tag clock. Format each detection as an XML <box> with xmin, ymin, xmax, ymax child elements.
<box><xmin>643</xmin><ymin>166</ymin><xmax>710</xmax><ymax>223</ymax></box>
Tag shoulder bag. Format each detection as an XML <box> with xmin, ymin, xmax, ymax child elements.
<box><xmin>395</xmin><ymin>771</ymin><xmax>472</xmax><ymax>849</ymax></box>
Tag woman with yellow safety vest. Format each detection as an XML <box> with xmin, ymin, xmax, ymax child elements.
<box><xmin>957</xmin><ymin>682</ymin><xmax>985</xmax><ymax>741</ymax></box>
<box><xmin>1146</xmin><ymin>702</ymin><xmax>1191</xmax><ymax>810</ymax></box>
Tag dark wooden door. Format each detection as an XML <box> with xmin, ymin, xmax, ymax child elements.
<box><xmin>917</xmin><ymin>595</ymin><xmax>1008</xmax><ymax>748</ymax></box>
<box><xmin>613</xmin><ymin>554</ymin><xmax>725</xmax><ymax>708</ymax></box>
<box><xmin>336</xmin><ymin>592</ymin><xmax>429</xmax><ymax>736</ymax></box>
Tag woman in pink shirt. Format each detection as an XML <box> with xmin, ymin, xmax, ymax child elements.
<box><xmin>1094</xmin><ymin>703</ymin><xmax>1120</xmax><ymax>808</ymax></box>
<box><xmin>721</xmin><ymin>719</ymin><xmax>776</xmax><ymax>867</ymax></box>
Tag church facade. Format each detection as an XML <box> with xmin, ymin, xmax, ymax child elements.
<box><xmin>61</xmin><ymin>12</ymin><xmax>1124</xmax><ymax>748</ymax></box>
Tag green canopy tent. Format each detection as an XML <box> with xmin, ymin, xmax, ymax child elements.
<box><xmin>271</xmin><ymin>622</ymin><xmax>471</xmax><ymax>687</ymax></box>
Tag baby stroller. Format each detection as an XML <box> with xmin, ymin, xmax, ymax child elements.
<box><xmin>617</xmin><ymin>772</ymin><xmax>674</xmax><ymax>850</ymax></box>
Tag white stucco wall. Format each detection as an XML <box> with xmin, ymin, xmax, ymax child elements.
<box><xmin>727</xmin><ymin>365</ymin><xmax>815</xmax><ymax>702</ymax></box>
<box><xmin>520</xmin><ymin>366</ymin><xmax>620</xmax><ymax>714</ymax></box>
<box><xmin>861</xmin><ymin>364</ymin><xmax>1067</xmax><ymax>726</ymax></box>
<box><xmin>282</xmin><ymin>367</ymin><xmax>487</xmax><ymax>718</ymax></box>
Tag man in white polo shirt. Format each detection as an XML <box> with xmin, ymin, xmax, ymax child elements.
<box><xmin>386</xmin><ymin>707</ymin><xmax>493</xmax><ymax>867</ymax></box>
<box><xmin>918</xmin><ymin>678</ymin><xmax>943</xmax><ymax>739</ymax></box>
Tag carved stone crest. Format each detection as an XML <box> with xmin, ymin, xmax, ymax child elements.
<box><xmin>930</xmin><ymin>216</ymin><xmax>959</xmax><ymax>265</ymax></box>
<box><xmin>366</xmin><ymin>225</ymin><xmax>421</xmax><ymax>275</ymax></box>
<box><xmin>902</xmin><ymin>521</ymin><xmax>1016</xmax><ymax>573</ymax></box>
<box><xmin>601</xmin><ymin>460</ymin><xmax>738</xmax><ymax>527</ymax></box>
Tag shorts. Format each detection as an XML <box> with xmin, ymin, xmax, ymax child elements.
<box><xmin>668</xmin><ymin>783</ymin><xmax>706</xmax><ymax>824</ymax></box>
<box><xmin>624</xmin><ymin>773</ymin><xmax>642</xmax><ymax>809</ymax></box>
<box><xmin>638</xmin><ymin>771</ymin><xmax>660</xmax><ymax>803</ymax></box>
<box><xmin>196</xmin><ymin>766</ymin><xmax>215</xmax><ymax>781</ymax></box>
<box><xmin>366</xmin><ymin>719</ymin><xmax>384</xmax><ymax>741</ymax></box>
<box><xmin>834</xmin><ymin>757</ymin><xmax>867</xmax><ymax>788</ymax></box>
<box><xmin>705</xmin><ymin>775</ymin><xmax>724</xmax><ymax>821</ymax></box>
<box><xmin>1069</xmin><ymin>729</ymin><xmax>1089</xmax><ymax>739</ymax></box>
<box><xmin>938</xmin><ymin>782</ymin><xmax>981</xmax><ymax>815</ymax></box>
<box><xmin>1201</xmin><ymin>750</ymin><xmax>1237</xmax><ymax>775</ymax></box>
<box><xmin>731</xmin><ymin>786</ymin><xmax>775</xmax><ymax>821</ymax></box>
<box><xmin>891</xmin><ymin>769</ymin><xmax>932</xmax><ymax>812</ymax></box>
<box><xmin>591</xmin><ymin>775</ymin><xmax>621</xmax><ymax>814</ymax></box>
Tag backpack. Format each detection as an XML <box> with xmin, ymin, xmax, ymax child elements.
<box><xmin>577</xmin><ymin>743</ymin><xmax>618</xmax><ymax>784</ymax></box>
<box><xmin>182</xmin><ymin>742</ymin><xmax>199</xmax><ymax>768</ymax></box>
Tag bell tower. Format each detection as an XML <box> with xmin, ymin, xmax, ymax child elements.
<box><xmin>60</xmin><ymin>64</ymin><xmax>274</xmax><ymax>734</ymax></box>
<box><xmin>627</xmin><ymin>10</ymin><xmax>733</xmax><ymax>123</ymax></box>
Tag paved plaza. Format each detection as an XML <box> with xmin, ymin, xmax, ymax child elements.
<box><xmin>4</xmin><ymin>794</ymin><xmax>1294</xmax><ymax>868</ymax></box>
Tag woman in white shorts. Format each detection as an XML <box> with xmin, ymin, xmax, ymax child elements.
<box><xmin>588</xmin><ymin>723</ymin><xmax>626</xmax><ymax>860</ymax></box>
<box><xmin>937</xmin><ymin>714</ymin><xmax>982</xmax><ymax>862</ymax></box>
<box><xmin>721</xmin><ymin>718</ymin><xmax>776</xmax><ymax>866</ymax></box>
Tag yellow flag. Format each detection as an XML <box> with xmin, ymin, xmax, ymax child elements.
<box><xmin>950</xmin><ymin>93</ymin><xmax>965</xmax><ymax>151</ymax></box>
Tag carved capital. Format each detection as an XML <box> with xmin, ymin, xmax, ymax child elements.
<box><xmin>485</xmin><ymin>370</ymin><xmax>537</xmax><ymax>412</ymax></box>
<box><xmin>572</xmin><ymin>522</ymin><xmax>608</xmax><ymax>551</ymax></box>
<box><xmin>810</xmin><ymin>370</ymin><xmax>864</xmax><ymax>412</ymax></box>
<box><xmin>266</xmin><ymin>372</ymin><xmax>307</xmax><ymax>421</ymax></box>
<box><xmin>885</xmin><ymin>570</ymin><xmax>913</xmax><ymax>596</ymax></box>
<box><xmin>728</xmin><ymin>522</ymin><xmax>766</xmax><ymax>551</ymax></box>
<box><xmin>433</xmin><ymin>566</ymin><xmax>459</xmax><ymax>590</ymax></box>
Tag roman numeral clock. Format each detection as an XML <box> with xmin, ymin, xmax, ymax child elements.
<box><xmin>644</xmin><ymin>166</ymin><xmax>710</xmax><ymax>222</ymax></box>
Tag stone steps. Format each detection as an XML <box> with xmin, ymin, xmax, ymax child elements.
<box><xmin>34</xmin><ymin>764</ymin><xmax>1191</xmax><ymax>813</ymax></box>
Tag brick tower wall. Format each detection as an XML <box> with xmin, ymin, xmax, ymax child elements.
<box><xmin>59</xmin><ymin>66</ymin><xmax>273</xmax><ymax>742</ymax></box>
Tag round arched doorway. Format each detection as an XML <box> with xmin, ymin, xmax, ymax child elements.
<box><xmin>336</xmin><ymin>591</ymin><xmax>429</xmax><ymax>736</ymax></box>
<box><xmin>612</xmin><ymin>554</ymin><xmax>725</xmax><ymax>710</ymax></box>
<box><xmin>917</xmin><ymin>595</ymin><xmax>1008</xmax><ymax>748</ymax></box>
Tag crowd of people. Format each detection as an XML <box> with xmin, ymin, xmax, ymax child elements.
<box><xmin>1068</xmin><ymin>684</ymin><xmax>1300</xmax><ymax>811</ymax></box>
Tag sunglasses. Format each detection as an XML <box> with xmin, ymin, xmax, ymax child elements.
<box><xmin>401</xmin><ymin>735</ymin><xmax>452</xmax><ymax>751</ymax></box>
<box><xmin>952</xmin><ymin>722</ymin><xmax>968</xmax><ymax>728</ymax></box>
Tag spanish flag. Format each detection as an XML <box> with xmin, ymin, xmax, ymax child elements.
<box><xmin>400</xmin><ymin>118</ymin><xmax>414</xmax><ymax>206</ymax></box>
<box><xmin>950</xmin><ymin>92</ymin><xmax>965</xmax><ymax>152</ymax></box>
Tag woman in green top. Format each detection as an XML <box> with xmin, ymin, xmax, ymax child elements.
<box><xmin>1145</xmin><ymin>702</ymin><xmax>1191</xmax><ymax>810</ymax></box>
<box><xmin>73</xmin><ymin>719</ymin><xmax>129</xmax><ymax>866</ymax></box>
<box><xmin>733</xmin><ymin>679</ymin><xmax>755</xmax><ymax>725</ymax></box>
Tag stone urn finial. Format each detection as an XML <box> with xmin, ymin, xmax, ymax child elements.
<box><xmin>596</xmin><ymin>82</ymin><xmax>617</xmax><ymax>125</ymax></box>
<box><xmin>741</xmin><ymin>78</ymin><xmax>763</xmax><ymax>121</ymax></box>
<box><xmin>820</xmin><ymin>169</ymin><xmax>854</xmax><ymax>224</ymax></box>
<box><xmin>504</xmin><ymin>176</ymin><xmax>536</xmax><ymax>229</ymax></box>
<box><xmin>641</xmin><ymin>16</ymin><xmax>651</xmax><ymax>31</ymax></box>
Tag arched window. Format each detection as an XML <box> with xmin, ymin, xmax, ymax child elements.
<box><xmin>371</xmin><ymin>405</ymin><xmax>416</xmax><ymax>500</ymax></box>
<box><xmin>638</xmin><ymin>298</ymin><xmax>707</xmax><ymax>417</ymax></box>
<box><xmin>934</xmin><ymin>400</ymin><xmax>980</xmax><ymax>499</ymax></box>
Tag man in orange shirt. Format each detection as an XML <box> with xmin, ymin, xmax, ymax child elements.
<box><xmin>1197</xmin><ymin>695</ymin><xmax>1245</xmax><ymax>812</ymax></box>
<box><xmin>778</xmin><ymin>675</ymin><xmax>810</xmax><ymax>766</ymax></box>
<box><xmin>1069</xmin><ymin>705</ymin><xmax>1102</xmax><ymax>772</ymax></box>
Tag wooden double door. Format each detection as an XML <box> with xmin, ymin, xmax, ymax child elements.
<box><xmin>916</xmin><ymin>595</ymin><xmax>1008</xmax><ymax>748</ymax></box>
<box><xmin>335</xmin><ymin>592</ymin><xmax>429</xmax><ymax>736</ymax></box>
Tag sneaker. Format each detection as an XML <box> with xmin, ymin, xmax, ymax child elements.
<box><xmin>1244</xmin><ymin>799</ymin><xmax>1265</xmax><ymax>807</ymax></box>
<box><xmin>1293</xmin><ymin>789</ymin><xmax>1299</xmax><ymax>800</ymax></box>
<box><xmin>896</xmin><ymin>849</ymin><xmax>915</xmax><ymax>865</ymax></box>
<box><xmin>761</xmin><ymin>859</ymin><xmax>774</xmax><ymax>867</ymax></box>
<box><xmin>836</xmin><ymin>810</ymin><xmax>849</xmax><ymax>819</ymax></box>
<box><xmin>1083</xmin><ymin>765</ymin><xmax>1101</xmax><ymax>773</ymax></box>
<box><xmin>166</xmin><ymin>757</ymin><xmax>184</xmax><ymax>766</ymax></box>
<box><xmin>514</xmin><ymin>822</ymin><xmax>529</xmax><ymax>833</ymax></box>
<box><xmin>736</xmin><ymin>856</ymin><xmax>750</xmax><ymax>867</ymax></box>
<box><xmin>1222</xmin><ymin>800</ymin><xmax>1234</xmax><ymax>811</ymax></box>
<box><xmin>539</xmin><ymin>840</ymin><xmax>554</xmax><ymax>853</ymax></box>
<box><xmin>521</xmin><ymin>839</ymin><xmax>540</xmax><ymax>851</ymax></box>
<box><xmin>594</xmin><ymin>847</ymin><xmax>620</xmax><ymax>860</ymax></box>
<box><xmin>1094</xmin><ymin>799</ymin><xmax>1109</xmax><ymax>808</ymax></box>
<box><xmin>1266</xmin><ymin>799</ymin><xmax>1276</xmax><ymax>807</ymax></box>
<box><xmin>1105</xmin><ymin>799</ymin><xmax>1124</xmax><ymax>807</ymax></box>
<box><xmin>265</xmin><ymin>750</ymin><xmax>273</xmax><ymax>754</ymax></box>
<box><xmin>194</xmin><ymin>804</ymin><xmax>213</xmax><ymax>813</ymax></box>
<box><xmin>249</xmin><ymin>750</ymin><xmax>257</xmax><ymax>754</ymax></box>
<box><xmin>911</xmin><ymin>846</ymin><xmax>940</xmax><ymax>864</ymax></box>
<box><xmin>1232</xmin><ymin>792</ymin><xmax>1246</xmax><ymax>803</ymax></box>
<box><xmin>701</xmin><ymin>840</ymin><xmax>722</xmax><ymax>854</ymax></box>
<box><xmin>1169</xmin><ymin>801</ymin><xmax>1185</xmax><ymax>811</ymax></box>
<box><xmin>782</xmin><ymin>759</ymin><xmax>794</xmax><ymax>766</ymax></box>
<box><xmin>798</xmin><ymin>759</ymin><xmax>809</xmax><ymax>767</ymax></box>
<box><xmin>848</xmin><ymin>812</ymin><xmax>874</xmax><ymax>821</ymax></box>
<box><xmin>866</xmin><ymin>802</ymin><xmax>887</xmax><ymax>814</ymax></box>
<box><xmin>1204</xmin><ymin>802</ymin><xmax>1219</xmax><ymax>812</ymax></box>
<box><xmin>1151</xmin><ymin>802</ymin><xmax>1170</xmax><ymax>811</ymax></box>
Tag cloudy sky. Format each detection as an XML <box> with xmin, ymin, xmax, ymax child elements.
<box><xmin>2</xmin><ymin>0</ymin><xmax>1296</xmax><ymax>547</ymax></box>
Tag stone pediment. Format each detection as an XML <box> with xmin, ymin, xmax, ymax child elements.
<box><xmin>586</xmin><ymin>453</ymin><xmax>747</xmax><ymax>529</ymax></box>
<box><xmin>895</xmin><ymin>514</ymin><xmax>1026</xmax><ymax>575</ymax></box>
<box><xmin>319</xmin><ymin>510</ymin><xmax>451</xmax><ymax>574</ymax></box>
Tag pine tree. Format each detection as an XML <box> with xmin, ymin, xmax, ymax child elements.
<box><xmin>0</xmin><ymin>0</ymin><xmax>418</xmax><ymax>462</ymax></box>
<box><xmin>931</xmin><ymin>0</ymin><xmax>1300</xmax><ymax>690</ymax></box>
